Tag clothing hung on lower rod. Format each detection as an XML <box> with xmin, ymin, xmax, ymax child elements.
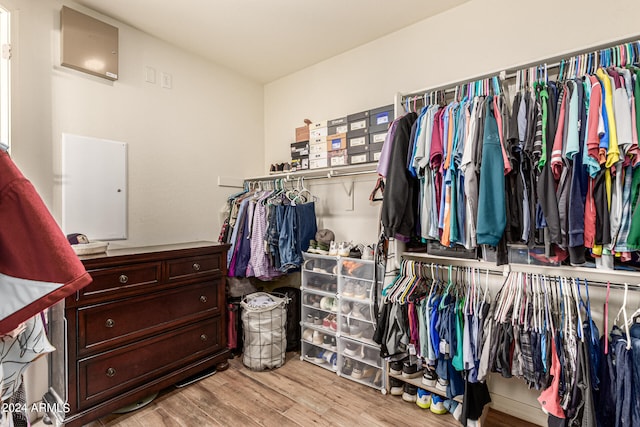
<box><xmin>381</xmin><ymin>67</ymin><xmax>640</xmax><ymax>267</ymax></box>
<box><xmin>220</xmin><ymin>188</ymin><xmax>317</xmax><ymax>278</ymax></box>
<box><xmin>375</xmin><ymin>262</ymin><xmax>640</xmax><ymax>426</ymax></box>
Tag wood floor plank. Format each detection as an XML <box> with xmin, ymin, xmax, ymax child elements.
<box><xmin>94</xmin><ymin>352</ymin><xmax>540</xmax><ymax>427</ymax></box>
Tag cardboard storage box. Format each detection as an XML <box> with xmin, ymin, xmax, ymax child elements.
<box><xmin>295</xmin><ymin>125</ymin><xmax>309</xmax><ymax>142</ymax></box>
<box><xmin>290</xmin><ymin>141</ymin><xmax>309</xmax><ymax>158</ymax></box>
<box><xmin>369</xmin><ymin>140</ymin><xmax>384</xmax><ymax>153</ymax></box>
<box><xmin>291</xmin><ymin>157</ymin><xmax>309</xmax><ymax>171</ymax></box>
<box><xmin>347</xmin><ymin>144</ymin><xmax>369</xmax><ymax>155</ymax></box>
<box><xmin>309</xmin><ymin>142</ymin><xmax>327</xmax><ymax>154</ymax></box>
<box><xmin>310</xmin><ymin>127</ymin><xmax>328</xmax><ymax>138</ymax></box>
<box><xmin>348</xmin><ymin>134</ymin><xmax>368</xmax><ymax>149</ymax></box>
<box><xmin>310</xmin><ymin>136</ymin><xmax>325</xmax><ymax>145</ymax></box>
<box><xmin>328</xmin><ymin>149</ymin><xmax>347</xmax><ymax>167</ymax></box>
<box><xmin>309</xmin><ymin>120</ymin><xmax>328</xmax><ymax>130</ymax></box>
<box><xmin>369</xmin><ymin>123</ymin><xmax>388</xmax><ymax>134</ymax></box>
<box><xmin>310</xmin><ymin>158</ymin><xmax>328</xmax><ymax>169</ymax></box>
<box><xmin>327</xmin><ymin>133</ymin><xmax>347</xmax><ymax>151</ymax></box>
<box><xmin>369</xmin><ymin>104</ymin><xmax>394</xmax><ymax>126</ymax></box>
<box><xmin>309</xmin><ymin>151</ymin><xmax>327</xmax><ymax>161</ymax></box>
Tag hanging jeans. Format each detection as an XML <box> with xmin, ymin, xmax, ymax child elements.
<box><xmin>629</xmin><ymin>323</ymin><xmax>640</xmax><ymax>426</ymax></box>
<box><xmin>295</xmin><ymin>201</ymin><xmax>317</xmax><ymax>254</ymax></box>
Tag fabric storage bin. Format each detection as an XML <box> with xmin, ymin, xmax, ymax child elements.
<box><xmin>241</xmin><ymin>292</ymin><xmax>289</xmax><ymax>371</ymax></box>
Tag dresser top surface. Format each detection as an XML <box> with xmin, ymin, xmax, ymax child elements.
<box><xmin>78</xmin><ymin>241</ymin><xmax>228</xmax><ymax>263</ymax></box>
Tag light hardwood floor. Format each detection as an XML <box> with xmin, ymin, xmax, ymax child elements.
<box><xmin>87</xmin><ymin>353</ymin><xmax>536</xmax><ymax>427</ymax></box>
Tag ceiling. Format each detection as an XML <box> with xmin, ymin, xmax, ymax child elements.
<box><xmin>73</xmin><ymin>0</ymin><xmax>469</xmax><ymax>83</ymax></box>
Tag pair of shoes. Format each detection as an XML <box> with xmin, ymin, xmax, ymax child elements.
<box><xmin>344</xmin><ymin>323</ymin><xmax>363</xmax><ymax>338</ymax></box>
<box><xmin>305</xmin><ymin>313</ymin><xmax>322</xmax><ymax>326</ymax></box>
<box><xmin>344</xmin><ymin>341</ymin><xmax>364</xmax><ymax>357</ymax></box>
<box><xmin>430</xmin><ymin>395</ymin><xmax>448</xmax><ymax>415</ymax></box>
<box><xmin>338</xmin><ymin>242</ymin><xmax>352</xmax><ymax>257</ymax></box>
<box><xmin>269</xmin><ymin>163</ymin><xmax>291</xmax><ymax>173</ymax></box>
<box><xmin>349</xmin><ymin>303</ymin><xmax>369</xmax><ymax>320</ymax></box>
<box><xmin>315</xmin><ymin>241</ymin><xmax>330</xmax><ymax>255</ymax></box>
<box><xmin>389</xmin><ymin>377</ymin><xmax>404</xmax><ymax>396</ymax></box>
<box><xmin>323</xmin><ymin>334</ymin><xmax>337</xmax><ymax>348</ymax></box>
<box><xmin>349</xmin><ymin>244</ymin><xmax>363</xmax><ymax>259</ymax></box>
<box><xmin>402</xmin><ymin>383</ymin><xmax>417</xmax><ymax>402</ymax></box>
<box><xmin>321</xmin><ymin>314</ymin><xmax>337</xmax><ymax>331</ymax></box>
<box><xmin>305</xmin><ymin>347</ymin><xmax>325</xmax><ymax>363</ymax></box>
<box><xmin>320</xmin><ymin>297</ymin><xmax>337</xmax><ymax>312</ymax></box>
<box><xmin>328</xmin><ymin>241</ymin><xmax>339</xmax><ymax>256</ymax></box>
<box><xmin>422</xmin><ymin>366</ymin><xmax>437</xmax><ymax>387</ymax></box>
<box><xmin>323</xmin><ymin>350</ymin><xmax>337</xmax><ymax>370</ymax></box>
<box><xmin>416</xmin><ymin>388</ymin><xmax>431</xmax><ymax>409</ymax></box>
<box><xmin>307</xmin><ymin>240</ymin><xmax>320</xmax><ymax>254</ymax></box>
<box><xmin>304</xmin><ymin>294</ymin><xmax>322</xmax><ymax>308</ymax></box>
<box><xmin>389</xmin><ymin>357</ymin><xmax>406</xmax><ymax>375</ymax></box>
<box><xmin>312</xmin><ymin>330</ymin><xmax>324</xmax><ymax>345</ymax></box>
<box><xmin>361</xmin><ymin>244</ymin><xmax>375</xmax><ymax>260</ymax></box>
<box><xmin>344</xmin><ymin>281</ymin><xmax>368</xmax><ymax>299</ymax></box>
<box><xmin>302</xmin><ymin>328</ymin><xmax>314</xmax><ymax>342</ymax></box>
<box><xmin>402</xmin><ymin>360</ymin><xmax>422</xmax><ymax>379</ymax></box>
<box><xmin>352</xmin><ymin>361</ymin><xmax>375</xmax><ymax>379</ymax></box>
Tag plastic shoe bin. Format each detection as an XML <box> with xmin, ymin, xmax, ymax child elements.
<box><xmin>241</xmin><ymin>292</ymin><xmax>289</xmax><ymax>371</ymax></box>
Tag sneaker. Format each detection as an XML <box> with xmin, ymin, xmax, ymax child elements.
<box><xmin>314</xmin><ymin>316</ymin><xmax>322</xmax><ymax>326</ymax></box>
<box><xmin>451</xmin><ymin>401</ymin><xmax>462</xmax><ymax>421</ymax></box>
<box><xmin>435</xmin><ymin>377</ymin><xmax>449</xmax><ymax>392</ymax></box>
<box><xmin>390</xmin><ymin>359</ymin><xmax>404</xmax><ymax>375</ymax></box>
<box><xmin>322</xmin><ymin>315</ymin><xmax>332</xmax><ymax>328</ymax></box>
<box><xmin>312</xmin><ymin>330</ymin><xmax>324</xmax><ymax>345</ymax></box>
<box><xmin>330</xmin><ymin>315</ymin><xmax>338</xmax><ymax>331</ymax></box>
<box><xmin>341</xmin><ymin>358</ymin><xmax>353</xmax><ymax>376</ymax></box>
<box><xmin>315</xmin><ymin>242</ymin><xmax>330</xmax><ymax>255</ymax></box>
<box><xmin>342</xmin><ymin>282</ymin><xmax>355</xmax><ymax>297</ymax></box>
<box><xmin>402</xmin><ymin>360</ymin><xmax>421</xmax><ymax>379</ymax></box>
<box><xmin>361</xmin><ymin>364</ymin><xmax>376</xmax><ymax>379</ymax></box>
<box><xmin>344</xmin><ymin>342</ymin><xmax>363</xmax><ymax>357</ymax></box>
<box><xmin>322</xmin><ymin>350</ymin><xmax>336</xmax><ymax>365</ymax></box>
<box><xmin>323</xmin><ymin>334</ymin><xmax>335</xmax><ymax>347</ymax></box>
<box><xmin>350</xmin><ymin>303</ymin><xmax>368</xmax><ymax>320</ymax></box>
<box><xmin>389</xmin><ymin>378</ymin><xmax>404</xmax><ymax>396</ymax></box>
<box><xmin>329</xmin><ymin>298</ymin><xmax>338</xmax><ymax>312</ymax></box>
<box><xmin>402</xmin><ymin>383</ymin><xmax>418</xmax><ymax>402</ymax></box>
<box><xmin>338</xmin><ymin>242</ymin><xmax>352</xmax><ymax>257</ymax></box>
<box><xmin>422</xmin><ymin>367</ymin><xmax>437</xmax><ymax>387</ymax></box>
<box><xmin>307</xmin><ymin>240</ymin><xmax>318</xmax><ymax>254</ymax></box>
<box><xmin>429</xmin><ymin>395</ymin><xmax>448</xmax><ymax>415</ymax></box>
<box><xmin>341</xmin><ymin>301</ymin><xmax>352</xmax><ymax>314</ymax></box>
<box><xmin>328</xmin><ymin>241</ymin><xmax>338</xmax><ymax>256</ymax></box>
<box><xmin>361</xmin><ymin>244</ymin><xmax>375</xmax><ymax>260</ymax></box>
<box><xmin>363</xmin><ymin>346</ymin><xmax>379</xmax><ymax>362</ymax></box>
<box><xmin>302</xmin><ymin>328</ymin><xmax>313</xmax><ymax>342</ymax></box>
<box><xmin>351</xmin><ymin>361</ymin><xmax>364</xmax><ymax>379</ymax></box>
<box><xmin>372</xmin><ymin>369</ymin><xmax>383</xmax><ymax>387</ymax></box>
<box><xmin>354</xmin><ymin>284</ymin><xmax>368</xmax><ymax>299</ymax></box>
<box><xmin>348</xmin><ymin>324</ymin><xmax>363</xmax><ymax>338</ymax></box>
<box><xmin>416</xmin><ymin>388</ymin><xmax>432</xmax><ymax>409</ymax></box>
<box><xmin>349</xmin><ymin>246</ymin><xmax>362</xmax><ymax>258</ymax></box>
<box><xmin>320</xmin><ymin>296</ymin><xmax>334</xmax><ymax>311</ymax></box>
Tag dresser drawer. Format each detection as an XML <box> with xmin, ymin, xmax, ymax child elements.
<box><xmin>79</xmin><ymin>262</ymin><xmax>162</xmax><ymax>303</ymax></box>
<box><xmin>77</xmin><ymin>317</ymin><xmax>222</xmax><ymax>410</ymax></box>
<box><xmin>167</xmin><ymin>254</ymin><xmax>221</xmax><ymax>281</ymax></box>
<box><xmin>77</xmin><ymin>280</ymin><xmax>222</xmax><ymax>355</ymax></box>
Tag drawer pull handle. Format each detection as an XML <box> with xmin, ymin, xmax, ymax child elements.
<box><xmin>192</xmin><ymin>263</ymin><xmax>201</xmax><ymax>271</ymax></box>
<box><xmin>105</xmin><ymin>318</ymin><xmax>115</xmax><ymax>328</ymax></box>
<box><xmin>200</xmin><ymin>295</ymin><xmax>207</xmax><ymax>303</ymax></box>
<box><xmin>200</xmin><ymin>334</ymin><xmax>207</xmax><ymax>342</ymax></box>
<box><xmin>119</xmin><ymin>275</ymin><xmax>128</xmax><ymax>284</ymax></box>
<box><xmin>106</xmin><ymin>367</ymin><xmax>116</xmax><ymax>377</ymax></box>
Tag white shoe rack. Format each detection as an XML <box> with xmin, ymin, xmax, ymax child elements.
<box><xmin>300</xmin><ymin>252</ymin><xmax>385</xmax><ymax>392</ymax></box>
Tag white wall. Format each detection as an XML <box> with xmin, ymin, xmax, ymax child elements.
<box><xmin>9</xmin><ymin>0</ymin><xmax>264</xmax><ymax>248</ymax></box>
<box><xmin>5</xmin><ymin>0</ymin><xmax>264</xmax><ymax>419</ymax></box>
<box><xmin>264</xmin><ymin>0</ymin><xmax>640</xmax><ymax>424</ymax></box>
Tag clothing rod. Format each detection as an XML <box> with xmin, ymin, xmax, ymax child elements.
<box><xmin>399</xmin><ymin>34</ymin><xmax>640</xmax><ymax>100</ymax></box>
<box><xmin>402</xmin><ymin>251</ymin><xmax>640</xmax><ymax>289</ymax></box>
<box><xmin>245</xmin><ymin>166</ymin><xmax>377</xmax><ymax>183</ymax></box>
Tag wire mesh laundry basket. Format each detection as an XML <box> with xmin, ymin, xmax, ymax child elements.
<box><xmin>240</xmin><ymin>292</ymin><xmax>289</xmax><ymax>371</ymax></box>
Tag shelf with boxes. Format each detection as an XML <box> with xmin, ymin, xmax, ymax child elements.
<box><xmin>300</xmin><ymin>252</ymin><xmax>385</xmax><ymax>392</ymax></box>
<box><xmin>291</xmin><ymin>104</ymin><xmax>394</xmax><ymax>171</ymax></box>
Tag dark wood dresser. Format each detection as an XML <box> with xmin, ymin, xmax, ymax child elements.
<box><xmin>45</xmin><ymin>242</ymin><xmax>230</xmax><ymax>427</ymax></box>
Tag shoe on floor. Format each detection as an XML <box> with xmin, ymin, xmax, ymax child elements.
<box><xmin>416</xmin><ymin>388</ymin><xmax>431</xmax><ymax>409</ymax></box>
<box><xmin>429</xmin><ymin>395</ymin><xmax>448</xmax><ymax>415</ymax></box>
<box><xmin>402</xmin><ymin>383</ymin><xmax>417</xmax><ymax>403</ymax></box>
<box><xmin>422</xmin><ymin>367</ymin><xmax>437</xmax><ymax>387</ymax></box>
<box><xmin>402</xmin><ymin>360</ymin><xmax>421</xmax><ymax>379</ymax></box>
<box><xmin>389</xmin><ymin>377</ymin><xmax>404</xmax><ymax>396</ymax></box>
